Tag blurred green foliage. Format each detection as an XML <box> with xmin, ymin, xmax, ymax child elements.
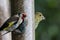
<box><xmin>35</xmin><ymin>0</ymin><xmax>60</xmax><ymax>40</ymax></box>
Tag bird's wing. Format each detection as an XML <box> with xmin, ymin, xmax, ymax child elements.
<box><xmin>0</xmin><ymin>16</ymin><xmax>19</xmax><ymax>31</ymax></box>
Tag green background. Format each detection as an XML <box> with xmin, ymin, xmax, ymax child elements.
<box><xmin>35</xmin><ymin>0</ymin><xmax>60</xmax><ymax>40</ymax></box>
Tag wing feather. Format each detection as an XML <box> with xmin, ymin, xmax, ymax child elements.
<box><xmin>0</xmin><ymin>16</ymin><xmax>19</xmax><ymax>31</ymax></box>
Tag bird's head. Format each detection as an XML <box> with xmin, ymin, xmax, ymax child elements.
<box><xmin>16</xmin><ymin>12</ymin><xmax>26</xmax><ymax>19</ymax></box>
<box><xmin>35</xmin><ymin>12</ymin><xmax>45</xmax><ymax>22</ymax></box>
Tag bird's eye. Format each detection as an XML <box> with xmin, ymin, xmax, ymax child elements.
<box><xmin>40</xmin><ymin>15</ymin><xmax>41</xmax><ymax>16</ymax></box>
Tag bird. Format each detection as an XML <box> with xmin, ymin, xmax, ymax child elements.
<box><xmin>13</xmin><ymin>17</ymin><xmax>28</xmax><ymax>35</ymax></box>
<box><xmin>35</xmin><ymin>12</ymin><xmax>45</xmax><ymax>29</ymax></box>
<box><xmin>0</xmin><ymin>12</ymin><xmax>27</xmax><ymax>36</ymax></box>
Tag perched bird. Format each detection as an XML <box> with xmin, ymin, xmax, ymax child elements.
<box><xmin>35</xmin><ymin>12</ymin><xmax>45</xmax><ymax>29</ymax></box>
<box><xmin>13</xmin><ymin>13</ymin><xmax>27</xmax><ymax>35</ymax></box>
<box><xmin>0</xmin><ymin>12</ymin><xmax>27</xmax><ymax>36</ymax></box>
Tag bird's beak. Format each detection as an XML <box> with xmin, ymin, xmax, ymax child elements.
<box><xmin>42</xmin><ymin>16</ymin><xmax>45</xmax><ymax>20</ymax></box>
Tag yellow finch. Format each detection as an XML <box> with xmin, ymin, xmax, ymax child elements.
<box><xmin>35</xmin><ymin>12</ymin><xmax>45</xmax><ymax>29</ymax></box>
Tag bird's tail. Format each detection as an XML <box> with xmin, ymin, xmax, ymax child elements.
<box><xmin>0</xmin><ymin>31</ymin><xmax>10</xmax><ymax>39</ymax></box>
<box><xmin>0</xmin><ymin>31</ymin><xmax>10</xmax><ymax>36</ymax></box>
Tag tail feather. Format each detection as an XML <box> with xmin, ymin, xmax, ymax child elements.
<box><xmin>0</xmin><ymin>31</ymin><xmax>10</xmax><ymax>36</ymax></box>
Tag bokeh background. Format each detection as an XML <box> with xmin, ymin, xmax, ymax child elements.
<box><xmin>35</xmin><ymin>0</ymin><xmax>60</xmax><ymax>40</ymax></box>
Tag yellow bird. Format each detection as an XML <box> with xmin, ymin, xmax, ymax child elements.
<box><xmin>35</xmin><ymin>12</ymin><xmax>45</xmax><ymax>29</ymax></box>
